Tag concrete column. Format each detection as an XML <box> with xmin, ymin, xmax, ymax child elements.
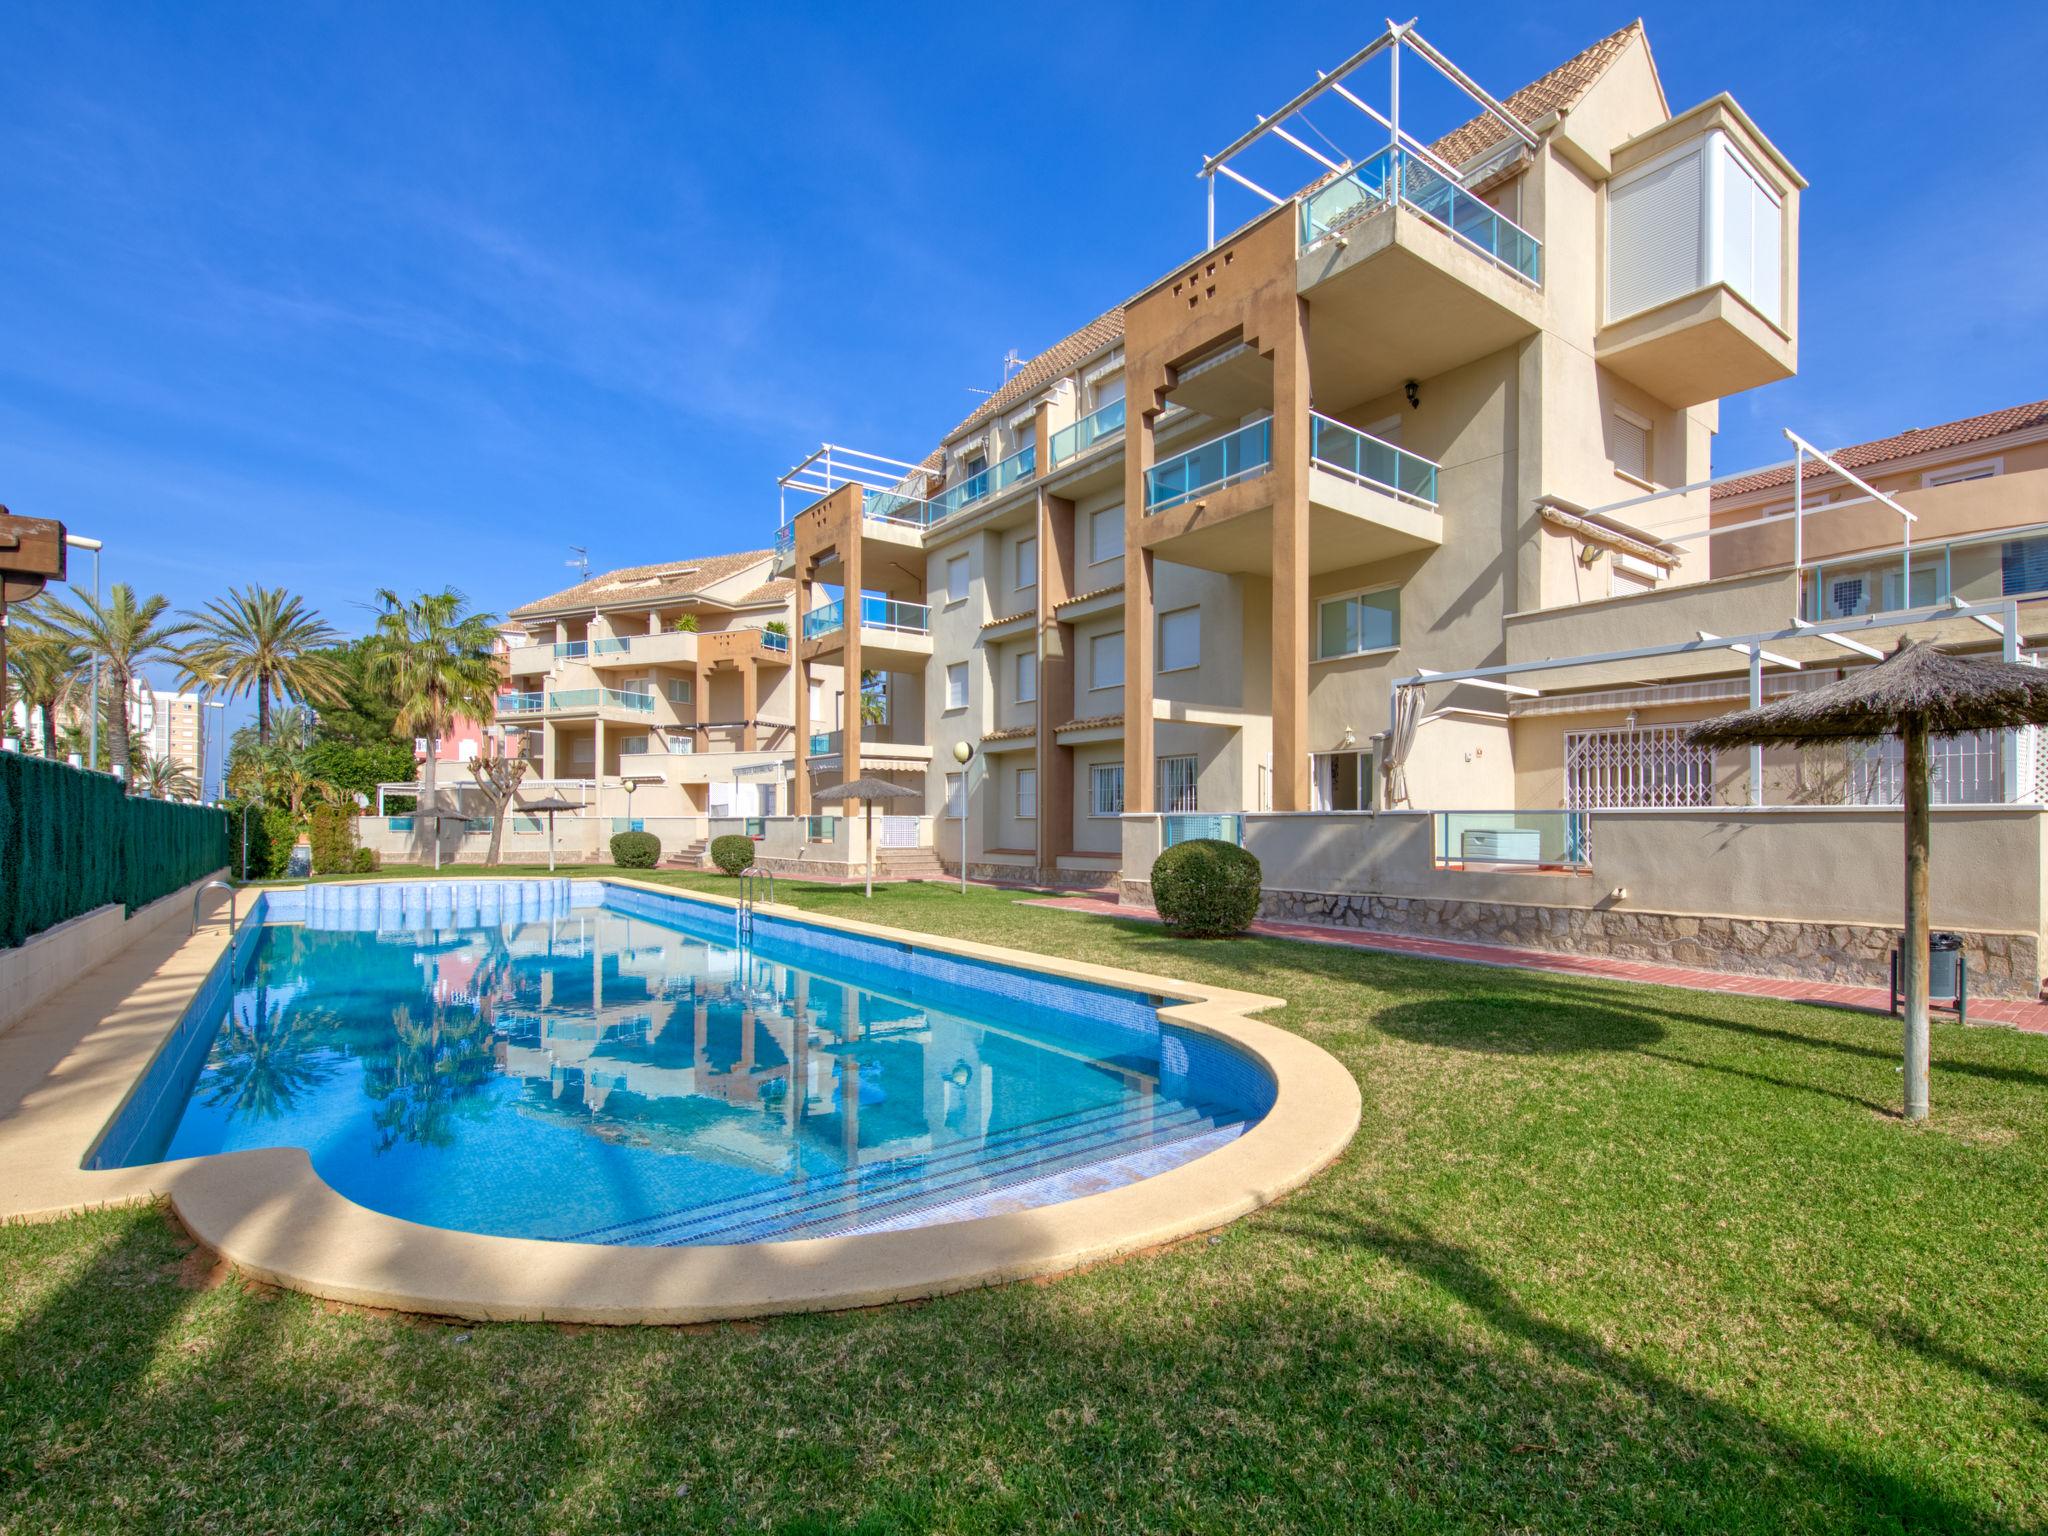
<box><xmin>740</xmin><ymin>662</ymin><xmax>758</xmax><ymax>753</ymax></box>
<box><xmin>541</xmin><ymin>722</ymin><xmax>558</xmax><ymax>780</ymax></box>
<box><xmin>594</xmin><ymin>718</ymin><xmax>607</xmax><ymax>815</ymax></box>
<box><xmin>1038</xmin><ymin>490</ymin><xmax>1077</xmax><ymax>870</ymax></box>
<box><xmin>793</xmin><ymin>572</ymin><xmax>812</xmax><ymax>813</ymax></box>
<box><xmin>1269</xmin><ymin>295</ymin><xmax>1312</xmax><ymax>812</ymax></box>
<box><xmin>841</xmin><ymin>534</ymin><xmax>865</xmax><ymax>788</ymax></box>
<box><xmin>1124</xmin><ymin>412</ymin><xmax>1157</xmax><ymax>813</ymax></box>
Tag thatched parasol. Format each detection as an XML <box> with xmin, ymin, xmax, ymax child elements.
<box><xmin>516</xmin><ymin>794</ymin><xmax>583</xmax><ymax>873</ymax></box>
<box><xmin>811</xmin><ymin>776</ymin><xmax>923</xmax><ymax>898</ymax></box>
<box><xmin>1689</xmin><ymin>641</ymin><xmax>2048</xmax><ymax>1120</ymax></box>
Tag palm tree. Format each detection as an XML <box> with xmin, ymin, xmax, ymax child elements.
<box><xmin>37</xmin><ymin>584</ymin><xmax>198</xmax><ymax>786</ymax></box>
<box><xmin>134</xmin><ymin>753</ymin><xmax>199</xmax><ymax>801</ymax></box>
<box><xmin>364</xmin><ymin>589</ymin><xmax>499</xmax><ymax>815</ymax></box>
<box><xmin>183</xmin><ymin>585</ymin><xmax>347</xmax><ymax>744</ymax></box>
<box><xmin>4</xmin><ymin>620</ymin><xmax>85</xmax><ymax>757</ymax></box>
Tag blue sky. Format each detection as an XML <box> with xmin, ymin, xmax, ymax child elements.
<box><xmin>5</xmin><ymin>0</ymin><xmax>2045</xmax><ymax>699</ymax></box>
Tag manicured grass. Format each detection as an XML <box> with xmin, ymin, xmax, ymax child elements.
<box><xmin>6</xmin><ymin>873</ymin><xmax>2047</xmax><ymax>1533</ymax></box>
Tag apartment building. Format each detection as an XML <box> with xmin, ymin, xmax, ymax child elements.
<box><xmin>775</xmin><ymin>24</ymin><xmax>1792</xmax><ymax>850</ymax></box>
<box><xmin>498</xmin><ymin>549</ymin><xmax>830</xmax><ymax>829</ymax></box>
<box><xmin>757</xmin><ymin>19</ymin><xmax>2048</xmax><ymax>997</ymax></box>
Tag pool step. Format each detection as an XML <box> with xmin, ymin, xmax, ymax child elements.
<box><xmin>573</xmin><ymin>1096</ymin><xmax>1240</xmax><ymax>1248</ymax></box>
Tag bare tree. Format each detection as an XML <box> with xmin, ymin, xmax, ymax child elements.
<box><xmin>467</xmin><ymin>749</ymin><xmax>533</xmax><ymax>867</ymax></box>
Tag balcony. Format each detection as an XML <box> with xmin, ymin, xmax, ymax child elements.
<box><xmin>545</xmin><ymin>687</ymin><xmax>656</xmax><ymax>716</ymax></box>
<box><xmin>801</xmin><ymin>594</ymin><xmax>933</xmax><ymax>667</ymax></box>
<box><xmin>1136</xmin><ymin>414</ymin><xmax>1443</xmax><ymax>576</ymax></box>
<box><xmin>504</xmin><ymin>644</ymin><xmax>552</xmax><ymax>677</ymax></box>
<box><xmin>930</xmin><ymin>443</ymin><xmax>1035</xmax><ymax>524</ymax></box>
<box><xmin>497</xmin><ymin>691</ymin><xmax>546</xmax><ymax>715</ymax></box>
<box><xmin>1145</xmin><ymin>419</ymin><xmax>1272</xmax><ymax>514</ymax></box>
<box><xmin>1048</xmin><ymin>399</ymin><xmax>1126</xmax><ymax>469</ymax></box>
<box><xmin>1300</xmin><ymin>147</ymin><xmax>1541</xmax><ymax>284</ymax></box>
<box><xmin>1294</xmin><ymin>147</ymin><xmax>1545</xmax><ymax>407</ymax></box>
<box><xmin>805</xmin><ymin>726</ymin><xmax>932</xmax><ymax>769</ymax></box>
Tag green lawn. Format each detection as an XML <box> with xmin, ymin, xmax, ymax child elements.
<box><xmin>6</xmin><ymin>873</ymin><xmax>2047</xmax><ymax>1533</ymax></box>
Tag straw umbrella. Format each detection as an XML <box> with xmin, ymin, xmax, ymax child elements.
<box><xmin>516</xmin><ymin>794</ymin><xmax>582</xmax><ymax>872</ymax></box>
<box><xmin>1689</xmin><ymin>640</ymin><xmax>2048</xmax><ymax>1120</ymax></box>
<box><xmin>810</xmin><ymin>776</ymin><xmax>922</xmax><ymax>897</ymax></box>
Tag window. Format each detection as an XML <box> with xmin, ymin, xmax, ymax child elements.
<box><xmin>945</xmin><ymin>772</ymin><xmax>965</xmax><ymax>816</ymax></box>
<box><xmin>965</xmin><ymin>453</ymin><xmax>987</xmax><ymax>478</ymax></box>
<box><xmin>2002</xmin><ymin>532</ymin><xmax>2048</xmax><ymax>597</ymax></box>
<box><xmin>666</xmin><ymin>678</ymin><xmax>692</xmax><ymax>704</ymax></box>
<box><xmin>1092</xmin><ymin>372</ymin><xmax>1125</xmax><ymax>412</ymax></box>
<box><xmin>1157</xmin><ymin>754</ymin><xmax>1198</xmax><ymax>812</ymax></box>
<box><xmin>1015</xmin><ymin>649</ymin><xmax>1037</xmax><ymax>704</ymax></box>
<box><xmin>1090</xmin><ymin>632</ymin><xmax>1124</xmax><ymax>690</ymax></box>
<box><xmin>1089</xmin><ymin>506</ymin><xmax>1124</xmax><ymax>566</ymax></box>
<box><xmin>1716</xmin><ymin>139</ymin><xmax>1784</xmax><ymax>326</ymax></box>
<box><xmin>945</xmin><ymin>662</ymin><xmax>969</xmax><ymax>710</ymax></box>
<box><xmin>946</xmin><ymin>553</ymin><xmax>970</xmax><ymax>605</ymax></box>
<box><xmin>1925</xmin><ymin>461</ymin><xmax>2001</xmax><ymax>487</ymax></box>
<box><xmin>620</xmin><ymin>734</ymin><xmax>650</xmax><ymax>756</ymax></box>
<box><xmin>1089</xmin><ymin>762</ymin><xmax>1124</xmax><ymax>817</ymax></box>
<box><xmin>1611</xmin><ymin>408</ymin><xmax>1652</xmax><ymax>484</ymax></box>
<box><xmin>1016</xmin><ymin>767</ymin><xmax>1037</xmax><ymax>820</ymax></box>
<box><xmin>1159</xmin><ymin>607</ymin><xmax>1200</xmax><ymax>673</ymax></box>
<box><xmin>1311</xmin><ymin>751</ymin><xmax>1374</xmax><ymax>811</ymax></box>
<box><xmin>758</xmin><ymin>785</ymin><xmax>778</xmax><ymax>817</ymax></box>
<box><xmin>1606</xmin><ymin>133</ymin><xmax>1783</xmax><ymax>327</ymax></box>
<box><xmin>1016</xmin><ymin>534</ymin><xmax>1037</xmax><ymax>590</ymax></box>
<box><xmin>1317</xmin><ymin>588</ymin><xmax>1400</xmax><ymax>659</ymax></box>
<box><xmin>808</xmin><ymin>680</ymin><xmax>824</xmax><ymax>719</ymax></box>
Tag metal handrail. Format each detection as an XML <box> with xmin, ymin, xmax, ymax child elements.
<box><xmin>191</xmin><ymin>879</ymin><xmax>237</xmax><ymax>936</ymax></box>
<box><xmin>736</xmin><ymin>865</ymin><xmax>776</xmax><ymax>942</ymax></box>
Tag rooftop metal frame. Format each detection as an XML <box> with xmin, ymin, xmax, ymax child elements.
<box><xmin>776</xmin><ymin>444</ymin><xmax>932</xmax><ymax>526</ymax></box>
<box><xmin>1199</xmin><ymin>17</ymin><xmax>1539</xmax><ymax>249</ymax></box>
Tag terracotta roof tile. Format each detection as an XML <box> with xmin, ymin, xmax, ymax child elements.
<box><xmin>1057</xmin><ymin>583</ymin><xmax>1125</xmax><ymax>609</ymax></box>
<box><xmin>1713</xmin><ymin>399</ymin><xmax>2048</xmax><ymax>499</ymax></box>
<box><xmin>1430</xmin><ymin>21</ymin><xmax>1646</xmax><ymax>169</ymax></box>
<box><xmin>981</xmin><ymin>724</ymin><xmax>1038</xmax><ymax>741</ymax></box>
<box><xmin>510</xmin><ymin>550</ymin><xmax>772</xmax><ymax>619</ymax></box>
<box><xmin>737</xmin><ymin>578</ymin><xmax>795</xmax><ymax>604</ymax></box>
<box><xmin>938</xmin><ymin>309</ymin><xmax>1125</xmax><ymax>451</ymax></box>
<box><xmin>981</xmin><ymin>610</ymin><xmax>1036</xmax><ymax>630</ymax></box>
<box><xmin>1056</xmin><ymin>713</ymin><xmax>1124</xmax><ymax>733</ymax></box>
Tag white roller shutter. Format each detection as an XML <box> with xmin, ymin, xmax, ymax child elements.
<box><xmin>1606</xmin><ymin>146</ymin><xmax>1705</xmax><ymax>323</ymax></box>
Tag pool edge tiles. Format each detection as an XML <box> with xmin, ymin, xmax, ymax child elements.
<box><xmin>21</xmin><ymin>876</ymin><xmax>1361</xmax><ymax>1323</ymax></box>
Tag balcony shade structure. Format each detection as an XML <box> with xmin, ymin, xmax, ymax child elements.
<box><xmin>1688</xmin><ymin>641</ymin><xmax>2048</xmax><ymax>1122</ymax></box>
<box><xmin>810</xmin><ymin>775</ymin><xmax>922</xmax><ymax>899</ymax></box>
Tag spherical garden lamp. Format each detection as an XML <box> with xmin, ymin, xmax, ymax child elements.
<box><xmin>951</xmin><ymin>740</ymin><xmax>975</xmax><ymax>896</ymax></box>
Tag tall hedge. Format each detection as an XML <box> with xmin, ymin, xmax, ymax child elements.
<box><xmin>0</xmin><ymin>753</ymin><xmax>230</xmax><ymax>948</ymax></box>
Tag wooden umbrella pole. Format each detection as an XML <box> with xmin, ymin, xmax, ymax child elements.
<box><xmin>1901</xmin><ymin>719</ymin><xmax>1931</xmax><ymax>1121</ymax></box>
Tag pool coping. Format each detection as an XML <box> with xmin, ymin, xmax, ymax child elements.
<box><xmin>0</xmin><ymin>875</ymin><xmax>1361</xmax><ymax>1324</ymax></box>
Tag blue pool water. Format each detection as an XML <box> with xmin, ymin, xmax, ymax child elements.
<box><xmin>93</xmin><ymin>881</ymin><xmax>1273</xmax><ymax>1245</ymax></box>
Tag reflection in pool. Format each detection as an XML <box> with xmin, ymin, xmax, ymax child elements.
<box><xmin>99</xmin><ymin>882</ymin><xmax>1273</xmax><ymax>1245</ymax></box>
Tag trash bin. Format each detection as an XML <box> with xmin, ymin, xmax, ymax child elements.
<box><xmin>1891</xmin><ymin>931</ymin><xmax>1967</xmax><ymax>1023</ymax></box>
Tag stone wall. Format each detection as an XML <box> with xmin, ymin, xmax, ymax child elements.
<box><xmin>1119</xmin><ymin>879</ymin><xmax>2041</xmax><ymax>1000</ymax></box>
<box><xmin>951</xmin><ymin>859</ymin><xmax>1117</xmax><ymax>890</ymax></box>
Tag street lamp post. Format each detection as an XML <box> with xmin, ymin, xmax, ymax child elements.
<box><xmin>950</xmin><ymin>740</ymin><xmax>976</xmax><ymax>896</ymax></box>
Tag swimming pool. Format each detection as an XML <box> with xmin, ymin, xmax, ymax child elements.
<box><xmin>93</xmin><ymin>880</ymin><xmax>1277</xmax><ymax>1247</ymax></box>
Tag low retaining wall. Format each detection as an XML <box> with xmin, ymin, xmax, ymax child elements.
<box><xmin>946</xmin><ymin>859</ymin><xmax>1118</xmax><ymax>891</ymax></box>
<box><xmin>0</xmin><ymin>871</ymin><xmax>228</xmax><ymax>1038</ymax></box>
<box><xmin>1121</xmin><ymin>878</ymin><xmax>2036</xmax><ymax>999</ymax></box>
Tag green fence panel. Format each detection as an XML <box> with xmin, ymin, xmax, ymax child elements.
<box><xmin>0</xmin><ymin>754</ymin><xmax>231</xmax><ymax>948</ymax></box>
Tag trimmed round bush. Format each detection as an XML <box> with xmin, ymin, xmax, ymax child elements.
<box><xmin>710</xmin><ymin>834</ymin><xmax>756</xmax><ymax>876</ymax></box>
<box><xmin>610</xmin><ymin>830</ymin><xmax>661</xmax><ymax>869</ymax></box>
<box><xmin>352</xmin><ymin>846</ymin><xmax>380</xmax><ymax>874</ymax></box>
<box><xmin>1149</xmin><ymin>839</ymin><xmax>1262</xmax><ymax>937</ymax></box>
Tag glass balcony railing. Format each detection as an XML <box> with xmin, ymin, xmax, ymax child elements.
<box><xmin>802</xmin><ymin>595</ymin><xmax>932</xmax><ymax>642</ymax></box>
<box><xmin>758</xmin><ymin>628</ymin><xmax>790</xmax><ymax>653</ymax></box>
<box><xmin>775</xmin><ymin>523</ymin><xmax>795</xmax><ymax>558</ymax></box>
<box><xmin>804</xmin><ymin>815</ymin><xmax>837</xmax><ymax>844</ymax></box>
<box><xmin>1162</xmin><ymin>813</ymin><xmax>1243</xmax><ymax>849</ymax></box>
<box><xmin>552</xmin><ymin>640</ymin><xmax>588</xmax><ymax>659</ymax></box>
<box><xmin>863</xmin><ymin>486</ymin><xmax>936</xmax><ymax>529</ymax></box>
<box><xmin>496</xmin><ymin>692</ymin><xmax>546</xmax><ymax>715</ymax></box>
<box><xmin>1048</xmin><ymin>398</ymin><xmax>1127</xmax><ymax>468</ymax></box>
<box><xmin>603</xmin><ymin>688</ymin><xmax>655</xmax><ymax>712</ymax></box>
<box><xmin>1145</xmin><ymin>419</ymin><xmax>1273</xmax><ymax>513</ymax></box>
<box><xmin>544</xmin><ymin>687</ymin><xmax>653</xmax><ymax>712</ymax></box>
<box><xmin>1309</xmin><ymin>413</ymin><xmax>1440</xmax><ymax>506</ymax></box>
<box><xmin>1300</xmin><ymin>145</ymin><xmax>1543</xmax><ymax>285</ymax></box>
<box><xmin>809</xmin><ymin>732</ymin><xmax>832</xmax><ymax>755</ymax></box>
<box><xmin>1432</xmin><ymin>811</ymin><xmax>1591</xmax><ymax>870</ymax></box>
<box><xmin>546</xmin><ymin>689</ymin><xmax>597</xmax><ymax>710</ymax></box>
<box><xmin>931</xmin><ymin>443</ymin><xmax>1035</xmax><ymax>523</ymax></box>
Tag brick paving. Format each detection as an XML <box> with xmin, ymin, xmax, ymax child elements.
<box><xmin>1021</xmin><ymin>894</ymin><xmax>2048</xmax><ymax>1036</ymax></box>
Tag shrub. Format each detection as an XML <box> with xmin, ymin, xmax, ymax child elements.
<box><xmin>1149</xmin><ymin>839</ymin><xmax>1263</xmax><ymax>937</ymax></box>
<box><xmin>671</xmin><ymin>614</ymin><xmax>699</xmax><ymax>632</ymax></box>
<box><xmin>352</xmin><ymin>847</ymin><xmax>380</xmax><ymax>873</ymax></box>
<box><xmin>611</xmin><ymin>830</ymin><xmax>661</xmax><ymax>868</ymax></box>
<box><xmin>710</xmin><ymin>834</ymin><xmax>756</xmax><ymax>876</ymax></box>
<box><xmin>230</xmin><ymin>804</ymin><xmax>300</xmax><ymax>880</ymax></box>
<box><xmin>309</xmin><ymin>804</ymin><xmax>358</xmax><ymax>875</ymax></box>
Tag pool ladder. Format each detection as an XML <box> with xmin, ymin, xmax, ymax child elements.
<box><xmin>191</xmin><ymin>879</ymin><xmax>237</xmax><ymax>936</ymax></box>
<box><xmin>737</xmin><ymin>866</ymin><xmax>775</xmax><ymax>943</ymax></box>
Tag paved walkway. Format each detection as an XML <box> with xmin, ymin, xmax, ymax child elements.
<box><xmin>1022</xmin><ymin>894</ymin><xmax>2048</xmax><ymax>1035</ymax></box>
